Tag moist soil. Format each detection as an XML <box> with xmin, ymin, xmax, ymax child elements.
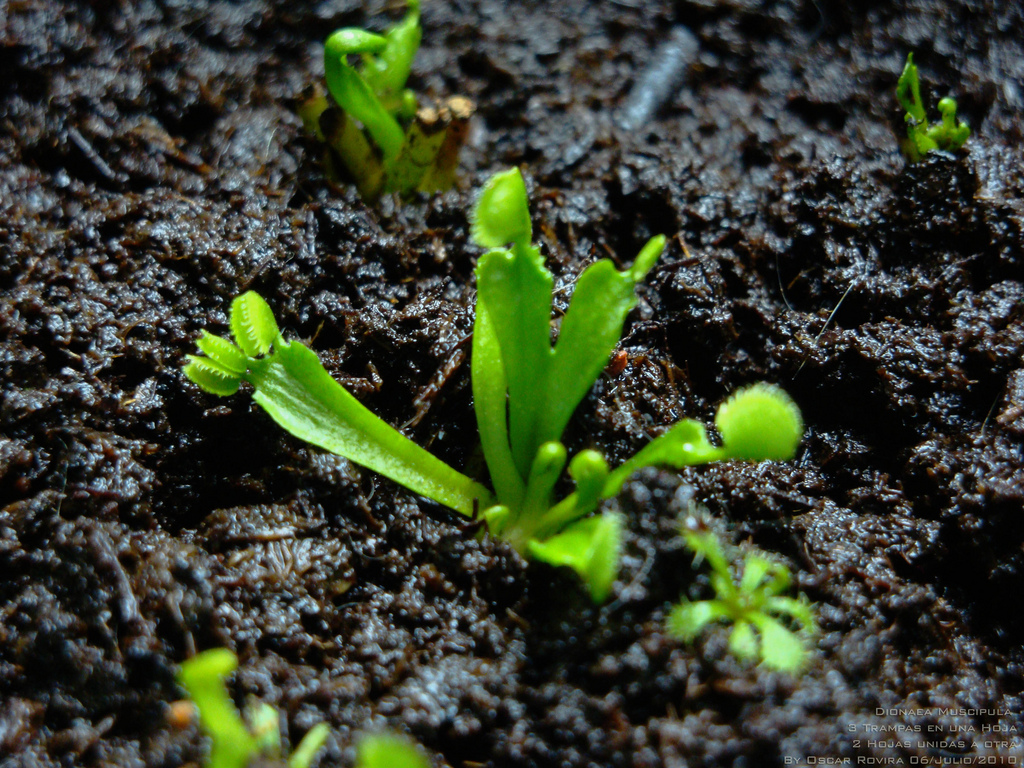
<box><xmin>2</xmin><ymin>0</ymin><xmax>1023</xmax><ymax>766</ymax></box>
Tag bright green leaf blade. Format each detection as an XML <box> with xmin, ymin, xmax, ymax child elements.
<box><xmin>184</xmin><ymin>356</ymin><xmax>242</xmax><ymax>396</ymax></box>
<box><xmin>766</xmin><ymin>596</ymin><xmax>817</xmax><ymax>633</ymax></box>
<box><xmin>471</xmin><ymin>298</ymin><xmax>524</xmax><ymax>508</ymax></box>
<box><xmin>324</xmin><ymin>34</ymin><xmax>405</xmax><ymax>160</ymax></box>
<box><xmin>728</xmin><ymin>619</ymin><xmax>759</xmax><ymax>662</ymax></box>
<box><xmin>366</xmin><ymin>1</ymin><xmax>421</xmax><ymax>101</ymax></box>
<box><xmin>248</xmin><ymin>702</ymin><xmax>281</xmax><ymax>757</ymax></box>
<box><xmin>246</xmin><ymin>338</ymin><xmax>491</xmax><ymax>516</ymax></box>
<box><xmin>355</xmin><ymin>733</ymin><xmax>430</xmax><ymax>768</ymax></box>
<box><xmin>738</xmin><ymin>555</ymin><xmax>772</xmax><ymax>594</ymax></box>
<box><xmin>538</xmin><ymin>261</ymin><xmax>641</xmax><ymax>446</ymax></box>
<box><xmin>289</xmin><ymin>723</ymin><xmax>330</xmax><ymax>768</ymax></box>
<box><xmin>527</xmin><ymin>511</ymin><xmax>624</xmax><ymax>603</ymax></box>
<box><xmin>177</xmin><ymin>649</ymin><xmax>258</xmax><ymax>768</ymax></box>
<box><xmin>750</xmin><ymin>614</ymin><xmax>809</xmax><ymax>673</ymax></box>
<box><xmin>470</xmin><ymin>168</ymin><xmax>532</xmax><ymax>249</ymax></box>
<box><xmin>196</xmin><ymin>331</ymin><xmax>248</xmax><ymax>376</ymax></box>
<box><xmin>476</xmin><ymin>245</ymin><xmax>554</xmax><ymax>477</ymax></box>
<box><xmin>896</xmin><ymin>53</ymin><xmax>926</xmax><ymax>123</ymax></box>
<box><xmin>666</xmin><ymin>600</ymin><xmax>729</xmax><ymax>642</ymax></box>
<box><xmin>603</xmin><ymin>419</ymin><xmax>723</xmax><ymax>498</ymax></box>
<box><xmin>522</xmin><ymin>441</ymin><xmax>567</xmax><ymax>523</ymax></box>
<box><xmin>714</xmin><ymin>383</ymin><xmax>803</xmax><ymax>462</ymax></box>
<box><xmin>230</xmin><ymin>291</ymin><xmax>280</xmax><ymax>358</ymax></box>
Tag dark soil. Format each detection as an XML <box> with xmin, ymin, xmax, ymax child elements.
<box><xmin>2</xmin><ymin>0</ymin><xmax>1023</xmax><ymax>765</ymax></box>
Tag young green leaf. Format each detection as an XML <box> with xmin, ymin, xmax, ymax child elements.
<box><xmin>184</xmin><ymin>356</ymin><xmax>242</xmax><ymax>397</ymax></box>
<box><xmin>246</xmin><ymin>336</ymin><xmax>491</xmax><ymax>516</ymax></box>
<box><xmin>715</xmin><ymin>383</ymin><xmax>803</xmax><ymax>462</ymax></box>
<box><xmin>527</xmin><ymin>512</ymin><xmax>624</xmax><ymax>603</ymax></box>
<box><xmin>355</xmin><ymin>733</ymin><xmax>430</xmax><ymax>768</ymax></box>
<box><xmin>470</xmin><ymin>167</ymin><xmax>532</xmax><ymax>249</ymax></box>
<box><xmin>230</xmin><ymin>291</ymin><xmax>279</xmax><ymax>358</ymax></box>
<box><xmin>177</xmin><ymin>649</ymin><xmax>258</xmax><ymax>768</ymax></box>
<box><xmin>471</xmin><ymin>300</ymin><xmax>524</xmax><ymax>508</ymax></box>
<box><xmin>537</xmin><ymin>236</ymin><xmax>666</xmax><ymax>447</ymax></box>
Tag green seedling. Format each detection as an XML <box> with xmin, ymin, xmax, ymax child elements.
<box><xmin>299</xmin><ymin>0</ymin><xmax>473</xmax><ymax>199</ymax></box>
<box><xmin>184</xmin><ymin>169</ymin><xmax>805</xmax><ymax>602</ymax></box>
<box><xmin>667</xmin><ymin>523</ymin><xmax>817</xmax><ymax>673</ymax></box>
<box><xmin>177</xmin><ymin>649</ymin><xmax>329</xmax><ymax>768</ymax></box>
<box><xmin>896</xmin><ymin>53</ymin><xmax>970</xmax><ymax>161</ymax></box>
<box><xmin>355</xmin><ymin>733</ymin><xmax>430</xmax><ymax>768</ymax></box>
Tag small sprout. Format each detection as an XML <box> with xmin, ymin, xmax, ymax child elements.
<box><xmin>715</xmin><ymin>383</ymin><xmax>803</xmax><ymax>462</ymax></box>
<box><xmin>185</xmin><ymin>171</ymin><xmax>806</xmax><ymax>603</ymax></box>
<box><xmin>299</xmin><ymin>0</ymin><xmax>474</xmax><ymax>199</ymax></box>
<box><xmin>355</xmin><ymin>733</ymin><xmax>430</xmax><ymax>768</ymax></box>
<box><xmin>896</xmin><ymin>53</ymin><xmax>970</xmax><ymax>162</ymax></box>
<box><xmin>177</xmin><ymin>649</ymin><xmax>329</xmax><ymax>768</ymax></box>
<box><xmin>667</xmin><ymin>524</ymin><xmax>817</xmax><ymax>673</ymax></box>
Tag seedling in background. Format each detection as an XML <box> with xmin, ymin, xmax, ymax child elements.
<box><xmin>667</xmin><ymin>521</ymin><xmax>817</xmax><ymax>673</ymax></box>
<box><xmin>184</xmin><ymin>169</ymin><xmax>805</xmax><ymax>602</ymax></box>
<box><xmin>896</xmin><ymin>53</ymin><xmax>970</xmax><ymax>162</ymax></box>
<box><xmin>298</xmin><ymin>0</ymin><xmax>473</xmax><ymax>199</ymax></box>
<box><xmin>355</xmin><ymin>733</ymin><xmax>430</xmax><ymax>768</ymax></box>
<box><xmin>177</xmin><ymin>649</ymin><xmax>329</xmax><ymax>768</ymax></box>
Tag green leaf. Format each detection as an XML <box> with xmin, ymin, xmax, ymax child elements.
<box><xmin>324</xmin><ymin>30</ymin><xmax>405</xmax><ymax>160</ymax></box>
<box><xmin>750</xmin><ymin>614</ymin><xmax>808</xmax><ymax>673</ymax></box>
<box><xmin>896</xmin><ymin>53</ymin><xmax>926</xmax><ymax>124</ymax></box>
<box><xmin>361</xmin><ymin>0</ymin><xmax>421</xmax><ymax>109</ymax></box>
<box><xmin>728</xmin><ymin>619</ymin><xmax>758</xmax><ymax>662</ymax></box>
<box><xmin>527</xmin><ymin>511</ymin><xmax>624</xmax><ymax>603</ymax></box>
<box><xmin>471</xmin><ymin>299</ymin><xmax>524</xmax><ymax>507</ymax></box>
<box><xmin>177</xmin><ymin>649</ymin><xmax>258</xmax><ymax>768</ymax></box>
<box><xmin>738</xmin><ymin>555</ymin><xmax>772</xmax><ymax>595</ymax></box>
<box><xmin>470</xmin><ymin>168</ymin><xmax>532</xmax><ymax>249</ymax></box>
<box><xmin>289</xmin><ymin>724</ymin><xmax>330</xmax><ymax>768</ymax></box>
<box><xmin>666</xmin><ymin>600</ymin><xmax>728</xmax><ymax>642</ymax></box>
<box><xmin>475</xmin><ymin>244</ymin><xmax>553</xmax><ymax>478</ymax></box>
<box><xmin>184</xmin><ymin>356</ymin><xmax>242</xmax><ymax>397</ymax></box>
<box><xmin>603</xmin><ymin>419</ymin><xmax>723</xmax><ymax>498</ymax></box>
<box><xmin>715</xmin><ymin>383</ymin><xmax>803</xmax><ymax>461</ymax></box>
<box><xmin>246</xmin><ymin>337</ymin><xmax>489</xmax><ymax>516</ymax></box>
<box><xmin>196</xmin><ymin>331</ymin><xmax>248</xmax><ymax>376</ymax></box>
<box><xmin>538</xmin><ymin>236</ymin><xmax>665</xmax><ymax>447</ymax></box>
<box><xmin>355</xmin><ymin>733</ymin><xmax>430</xmax><ymax>768</ymax></box>
<box><xmin>230</xmin><ymin>291</ymin><xmax>280</xmax><ymax>358</ymax></box>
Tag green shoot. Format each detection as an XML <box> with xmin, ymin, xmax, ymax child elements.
<box><xmin>355</xmin><ymin>733</ymin><xmax>430</xmax><ymax>768</ymax></box>
<box><xmin>667</xmin><ymin>523</ymin><xmax>817</xmax><ymax>673</ymax></box>
<box><xmin>183</xmin><ymin>292</ymin><xmax>491</xmax><ymax>516</ymax></box>
<box><xmin>184</xmin><ymin>170</ymin><xmax>805</xmax><ymax>603</ymax></box>
<box><xmin>177</xmin><ymin>649</ymin><xmax>329</xmax><ymax>768</ymax></box>
<box><xmin>896</xmin><ymin>53</ymin><xmax>970</xmax><ymax>162</ymax></box>
<box><xmin>300</xmin><ymin>0</ymin><xmax>473</xmax><ymax>199</ymax></box>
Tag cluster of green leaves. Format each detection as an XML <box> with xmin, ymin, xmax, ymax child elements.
<box><xmin>298</xmin><ymin>0</ymin><xmax>472</xmax><ymax>199</ymax></box>
<box><xmin>667</xmin><ymin>523</ymin><xmax>817</xmax><ymax>673</ymax></box>
<box><xmin>896</xmin><ymin>53</ymin><xmax>970</xmax><ymax>162</ymax></box>
<box><xmin>177</xmin><ymin>649</ymin><xmax>329</xmax><ymax>768</ymax></box>
<box><xmin>184</xmin><ymin>169</ymin><xmax>805</xmax><ymax>602</ymax></box>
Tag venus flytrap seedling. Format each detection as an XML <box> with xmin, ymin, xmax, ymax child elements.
<box><xmin>299</xmin><ymin>0</ymin><xmax>473</xmax><ymax>200</ymax></box>
<box><xmin>355</xmin><ymin>733</ymin><xmax>431</xmax><ymax>768</ymax></box>
<box><xmin>667</xmin><ymin>523</ymin><xmax>817</xmax><ymax>673</ymax></box>
<box><xmin>184</xmin><ymin>169</ymin><xmax>805</xmax><ymax>602</ymax></box>
<box><xmin>177</xmin><ymin>649</ymin><xmax>329</xmax><ymax>768</ymax></box>
<box><xmin>896</xmin><ymin>53</ymin><xmax>970</xmax><ymax>162</ymax></box>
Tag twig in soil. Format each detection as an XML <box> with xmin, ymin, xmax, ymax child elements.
<box><xmin>795</xmin><ymin>280</ymin><xmax>856</xmax><ymax>376</ymax></box>
<box><xmin>616</xmin><ymin>26</ymin><xmax>699</xmax><ymax>132</ymax></box>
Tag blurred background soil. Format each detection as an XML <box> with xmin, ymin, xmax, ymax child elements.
<box><xmin>1</xmin><ymin>0</ymin><xmax>1022</xmax><ymax>765</ymax></box>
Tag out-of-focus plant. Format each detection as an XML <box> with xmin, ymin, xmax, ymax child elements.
<box><xmin>298</xmin><ymin>0</ymin><xmax>473</xmax><ymax>199</ymax></box>
<box><xmin>896</xmin><ymin>53</ymin><xmax>969</xmax><ymax>162</ymax></box>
